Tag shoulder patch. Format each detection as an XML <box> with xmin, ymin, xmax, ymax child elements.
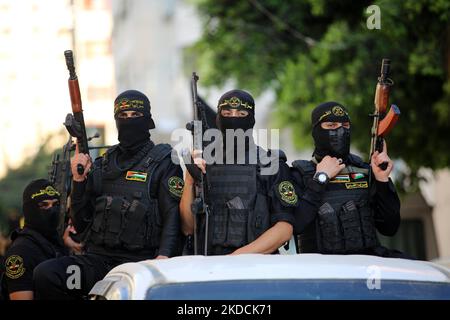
<box><xmin>168</xmin><ymin>176</ymin><xmax>184</xmax><ymax>198</ymax></box>
<box><xmin>5</xmin><ymin>255</ymin><xmax>26</xmax><ymax>279</ymax></box>
<box><xmin>278</xmin><ymin>181</ymin><xmax>298</xmax><ymax>205</ymax></box>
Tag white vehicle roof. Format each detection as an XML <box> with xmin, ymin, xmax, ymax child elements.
<box><xmin>91</xmin><ymin>254</ymin><xmax>450</xmax><ymax>300</ymax></box>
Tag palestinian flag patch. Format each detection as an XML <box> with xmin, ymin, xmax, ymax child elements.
<box><xmin>126</xmin><ymin>171</ymin><xmax>148</xmax><ymax>182</ymax></box>
<box><xmin>168</xmin><ymin>176</ymin><xmax>184</xmax><ymax>198</ymax></box>
<box><xmin>330</xmin><ymin>175</ymin><xmax>350</xmax><ymax>183</ymax></box>
<box><xmin>351</xmin><ymin>173</ymin><xmax>365</xmax><ymax>180</ymax></box>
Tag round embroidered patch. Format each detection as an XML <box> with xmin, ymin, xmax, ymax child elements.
<box><xmin>332</xmin><ymin>105</ymin><xmax>345</xmax><ymax>117</ymax></box>
<box><xmin>278</xmin><ymin>181</ymin><xmax>298</xmax><ymax>205</ymax></box>
<box><xmin>168</xmin><ymin>176</ymin><xmax>184</xmax><ymax>198</ymax></box>
<box><xmin>5</xmin><ymin>255</ymin><xmax>26</xmax><ymax>279</ymax></box>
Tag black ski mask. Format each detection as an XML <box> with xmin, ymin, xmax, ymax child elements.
<box><xmin>114</xmin><ymin>90</ymin><xmax>155</xmax><ymax>151</ymax></box>
<box><xmin>22</xmin><ymin>179</ymin><xmax>60</xmax><ymax>239</ymax></box>
<box><xmin>216</xmin><ymin>89</ymin><xmax>256</xmax><ymax>133</ymax></box>
<box><xmin>311</xmin><ymin>101</ymin><xmax>351</xmax><ymax>161</ymax></box>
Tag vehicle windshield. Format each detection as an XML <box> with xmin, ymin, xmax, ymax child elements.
<box><xmin>146</xmin><ymin>279</ymin><xmax>450</xmax><ymax>300</ymax></box>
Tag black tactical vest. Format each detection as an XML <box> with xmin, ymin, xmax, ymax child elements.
<box><xmin>292</xmin><ymin>154</ymin><xmax>379</xmax><ymax>254</ymax></box>
<box><xmin>197</xmin><ymin>148</ymin><xmax>280</xmax><ymax>255</ymax></box>
<box><xmin>87</xmin><ymin>143</ymin><xmax>172</xmax><ymax>252</ymax></box>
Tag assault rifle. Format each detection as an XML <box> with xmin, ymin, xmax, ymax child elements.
<box><xmin>184</xmin><ymin>72</ymin><xmax>214</xmax><ymax>255</ymax></box>
<box><xmin>369</xmin><ymin>58</ymin><xmax>400</xmax><ymax>172</ymax></box>
<box><xmin>63</xmin><ymin>50</ymin><xmax>89</xmax><ymax>175</ymax></box>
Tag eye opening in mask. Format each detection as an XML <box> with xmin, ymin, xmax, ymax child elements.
<box><xmin>37</xmin><ymin>199</ymin><xmax>59</xmax><ymax>210</ymax></box>
<box><xmin>117</xmin><ymin>110</ymin><xmax>144</xmax><ymax>119</ymax></box>
<box><xmin>320</xmin><ymin>121</ymin><xmax>351</xmax><ymax>130</ymax></box>
<box><xmin>220</xmin><ymin>108</ymin><xmax>249</xmax><ymax>118</ymax></box>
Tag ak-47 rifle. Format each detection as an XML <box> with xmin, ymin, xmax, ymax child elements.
<box><xmin>369</xmin><ymin>58</ymin><xmax>401</xmax><ymax>173</ymax></box>
<box><xmin>49</xmin><ymin>134</ymin><xmax>103</xmax><ymax>239</ymax></box>
<box><xmin>63</xmin><ymin>50</ymin><xmax>90</xmax><ymax>175</ymax></box>
<box><xmin>185</xmin><ymin>72</ymin><xmax>210</xmax><ymax>255</ymax></box>
<box><xmin>49</xmin><ymin>137</ymin><xmax>73</xmax><ymax>238</ymax></box>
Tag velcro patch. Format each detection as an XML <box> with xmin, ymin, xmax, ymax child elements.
<box><xmin>126</xmin><ymin>171</ymin><xmax>148</xmax><ymax>182</ymax></box>
<box><xmin>168</xmin><ymin>176</ymin><xmax>184</xmax><ymax>198</ymax></box>
<box><xmin>330</xmin><ymin>175</ymin><xmax>350</xmax><ymax>183</ymax></box>
<box><xmin>345</xmin><ymin>182</ymin><xmax>368</xmax><ymax>189</ymax></box>
<box><xmin>5</xmin><ymin>255</ymin><xmax>26</xmax><ymax>279</ymax></box>
<box><xmin>278</xmin><ymin>181</ymin><xmax>298</xmax><ymax>205</ymax></box>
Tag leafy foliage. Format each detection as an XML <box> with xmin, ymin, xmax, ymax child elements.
<box><xmin>191</xmin><ymin>0</ymin><xmax>450</xmax><ymax>174</ymax></box>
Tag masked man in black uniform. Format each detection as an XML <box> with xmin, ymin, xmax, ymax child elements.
<box><xmin>34</xmin><ymin>90</ymin><xmax>183</xmax><ymax>299</ymax></box>
<box><xmin>1</xmin><ymin>179</ymin><xmax>67</xmax><ymax>300</ymax></box>
<box><xmin>291</xmin><ymin>101</ymin><xmax>407</xmax><ymax>258</ymax></box>
<box><xmin>180</xmin><ymin>89</ymin><xmax>296</xmax><ymax>255</ymax></box>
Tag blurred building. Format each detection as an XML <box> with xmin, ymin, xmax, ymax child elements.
<box><xmin>71</xmin><ymin>0</ymin><xmax>116</xmax><ymax>158</ymax></box>
<box><xmin>0</xmin><ymin>0</ymin><xmax>115</xmax><ymax>175</ymax></box>
<box><xmin>0</xmin><ymin>0</ymin><xmax>73</xmax><ymax>177</ymax></box>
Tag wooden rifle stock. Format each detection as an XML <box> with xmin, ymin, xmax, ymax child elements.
<box><xmin>64</xmin><ymin>50</ymin><xmax>89</xmax><ymax>175</ymax></box>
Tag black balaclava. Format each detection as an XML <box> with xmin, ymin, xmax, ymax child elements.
<box><xmin>22</xmin><ymin>179</ymin><xmax>60</xmax><ymax>239</ymax></box>
<box><xmin>216</xmin><ymin>89</ymin><xmax>256</xmax><ymax>133</ymax></box>
<box><xmin>311</xmin><ymin>101</ymin><xmax>351</xmax><ymax>161</ymax></box>
<box><xmin>215</xmin><ymin>90</ymin><xmax>256</xmax><ymax>162</ymax></box>
<box><xmin>114</xmin><ymin>90</ymin><xmax>155</xmax><ymax>153</ymax></box>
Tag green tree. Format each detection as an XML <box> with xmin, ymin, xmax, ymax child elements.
<box><xmin>190</xmin><ymin>0</ymin><xmax>450</xmax><ymax>176</ymax></box>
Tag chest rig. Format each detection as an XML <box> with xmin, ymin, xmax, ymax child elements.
<box><xmin>199</xmin><ymin>148</ymin><xmax>277</xmax><ymax>254</ymax></box>
<box><xmin>292</xmin><ymin>154</ymin><xmax>379</xmax><ymax>254</ymax></box>
<box><xmin>88</xmin><ymin>143</ymin><xmax>172</xmax><ymax>252</ymax></box>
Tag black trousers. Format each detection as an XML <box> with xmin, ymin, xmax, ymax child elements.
<box><xmin>33</xmin><ymin>253</ymin><xmax>124</xmax><ymax>300</ymax></box>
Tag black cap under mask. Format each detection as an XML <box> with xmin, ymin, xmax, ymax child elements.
<box><xmin>22</xmin><ymin>179</ymin><xmax>60</xmax><ymax>239</ymax></box>
<box><xmin>311</xmin><ymin>101</ymin><xmax>351</xmax><ymax>161</ymax></box>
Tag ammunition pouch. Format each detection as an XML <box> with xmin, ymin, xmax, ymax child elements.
<box><xmin>87</xmin><ymin>143</ymin><xmax>172</xmax><ymax>252</ymax></box>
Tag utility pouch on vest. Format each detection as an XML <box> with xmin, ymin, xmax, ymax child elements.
<box><xmin>147</xmin><ymin>201</ymin><xmax>162</xmax><ymax>248</ymax></box>
<box><xmin>210</xmin><ymin>206</ymin><xmax>228</xmax><ymax>246</ymax></box>
<box><xmin>90</xmin><ymin>196</ymin><xmax>113</xmax><ymax>245</ymax></box>
<box><xmin>104</xmin><ymin>197</ymin><xmax>128</xmax><ymax>248</ymax></box>
<box><xmin>120</xmin><ymin>200</ymin><xmax>147</xmax><ymax>251</ymax></box>
<box><xmin>226</xmin><ymin>208</ymin><xmax>248</xmax><ymax>247</ymax></box>
<box><xmin>317</xmin><ymin>202</ymin><xmax>344</xmax><ymax>253</ymax></box>
<box><xmin>340</xmin><ymin>200</ymin><xmax>363</xmax><ymax>252</ymax></box>
<box><xmin>358</xmin><ymin>200</ymin><xmax>378</xmax><ymax>248</ymax></box>
<box><xmin>247</xmin><ymin>193</ymin><xmax>270</xmax><ymax>243</ymax></box>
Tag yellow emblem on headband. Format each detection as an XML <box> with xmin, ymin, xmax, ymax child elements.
<box><xmin>218</xmin><ymin>97</ymin><xmax>254</xmax><ymax>110</ymax></box>
<box><xmin>332</xmin><ymin>106</ymin><xmax>346</xmax><ymax>117</ymax></box>
<box><xmin>31</xmin><ymin>186</ymin><xmax>60</xmax><ymax>199</ymax></box>
<box><xmin>114</xmin><ymin>99</ymin><xmax>145</xmax><ymax>114</ymax></box>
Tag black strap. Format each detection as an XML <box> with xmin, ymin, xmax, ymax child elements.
<box><xmin>292</xmin><ymin>159</ymin><xmax>316</xmax><ymax>188</ymax></box>
<box><xmin>143</xmin><ymin>143</ymin><xmax>173</xmax><ymax>168</ymax></box>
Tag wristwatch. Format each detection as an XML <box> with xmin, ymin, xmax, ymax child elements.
<box><xmin>313</xmin><ymin>171</ymin><xmax>329</xmax><ymax>185</ymax></box>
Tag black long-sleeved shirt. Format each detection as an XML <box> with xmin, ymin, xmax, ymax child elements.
<box><xmin>70</xmin><ymin>143</ymin><xmax>183</xmax><ymax>259</ymax></box>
